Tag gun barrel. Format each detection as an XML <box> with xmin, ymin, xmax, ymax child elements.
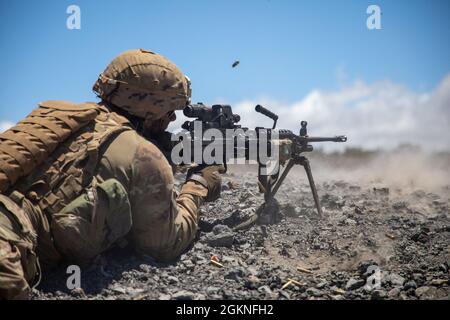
<box><xmin>306</xmin><ymin>135</ymin><xmax>347</xmax><ymax>143</ymax></box>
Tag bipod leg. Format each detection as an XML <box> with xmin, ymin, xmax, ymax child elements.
<box><xmin>300</xmin><ymin>157</ymin><xmax>323</xmax><ymax>218</ymax></box>
<box><xmin>271</xmin><ymin>159</ymin><xmax>295</xmax><ymax>197</ymax></box>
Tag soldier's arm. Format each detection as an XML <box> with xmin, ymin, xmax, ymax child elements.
<box><xmin>128</xmin><ymin>138</ymin><xmax>208</xmax><ymax>262</ymax></box>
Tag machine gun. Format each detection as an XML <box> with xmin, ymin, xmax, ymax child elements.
<box><xmin>181</xmin><ymin>103</ymin><xmax>347</xmax><ymax>219</ymax></box>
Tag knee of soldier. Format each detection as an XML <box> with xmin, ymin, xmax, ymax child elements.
<box><xmin>51</xmin><ymin>178</ymin><xmax>133</xmax><ymax>262</ymax></box>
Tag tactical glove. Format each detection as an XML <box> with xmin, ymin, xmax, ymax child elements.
<box><xmin>186</xmin><ymin>165</ymin><xmax>225</xmax><ymax>202</ymax></box>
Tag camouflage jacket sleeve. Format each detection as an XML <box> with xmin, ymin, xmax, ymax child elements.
<box><xmin>101</xmin><ymin>130</ymin><xmax>207</xmax><ymax>262</ymax></box>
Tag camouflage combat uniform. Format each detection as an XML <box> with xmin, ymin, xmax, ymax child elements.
<box><xmin>0</xmin><ymin>49</ymin><xmax>211</xmax><ymax>299</ymax></box>
<box><xmin>0</xmin><ymin>104</ymin><xmax>208</xmax><ymax>299</ymax></box>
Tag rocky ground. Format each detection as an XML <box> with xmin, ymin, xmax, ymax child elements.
<box><xmin>33</xmin><ymin>151</ymin><xmax>450</xmax><ymax>300</ymax></box>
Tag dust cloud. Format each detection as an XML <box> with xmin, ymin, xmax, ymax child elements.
<box><xmin>309</xmin><ymin>147</ymin><xmax>450</xmax><ymax>195</ymax></box>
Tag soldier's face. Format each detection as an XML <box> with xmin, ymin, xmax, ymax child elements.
<box><xmin>143</xmin><ymin>111</ymin><xmax>176</xmax><ymax>135</ymax></box>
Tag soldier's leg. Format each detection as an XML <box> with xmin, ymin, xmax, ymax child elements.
<box><xmin>0</xmin><ymin>198</ymin><xmax>39</xmax><ymax>300</ymax></box>
<box><xmin>0</xmin><ymin>238</ymin><xmax>30</xmax><ymax>300</ymax></box>
<box><xmin>51</xmin><ymin>179</ymin><xmax>132</xmax><ymax>262</ymax></box>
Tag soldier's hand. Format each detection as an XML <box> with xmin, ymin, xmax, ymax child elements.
<box><xmin>186</xmin><ymin>165</ymin><xmax>225</xmax><ymax>202</ymax></box>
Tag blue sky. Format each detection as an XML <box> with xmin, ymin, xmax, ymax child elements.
<box><xmin>0</xmin><ymin>0</ymin><xmax>449</xmax><ymax>123</ymax></box>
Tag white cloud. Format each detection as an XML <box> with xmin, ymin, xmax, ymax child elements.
<box><xmin>0</xmin><ymin>121</ymin><xmax>14</xmax><ymax>133</ymax></box>
<box><xmin>172</xmin><ymin>73</ymin><xmax>450</xmax><ymax>152</ymax></box>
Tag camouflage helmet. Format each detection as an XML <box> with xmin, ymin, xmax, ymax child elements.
<box><xmin>93</xmin><ymin>49</ymin><xmax>191</xmax><ymax>119</ymax></box>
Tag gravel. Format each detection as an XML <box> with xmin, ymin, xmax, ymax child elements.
<box><xmin>203</xmin><ymin>224</ymin><xmax>235</xmax><ymax>248</ymax></box>
<box><xmin>32</xmin><ymin>160</ymin><xmax>450</xmax><ymax>300</ymax></box>
<box><xmin>345</xmin><ymin>278</ymin><xmax>366</xmax><ymax>291</ymax></box>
